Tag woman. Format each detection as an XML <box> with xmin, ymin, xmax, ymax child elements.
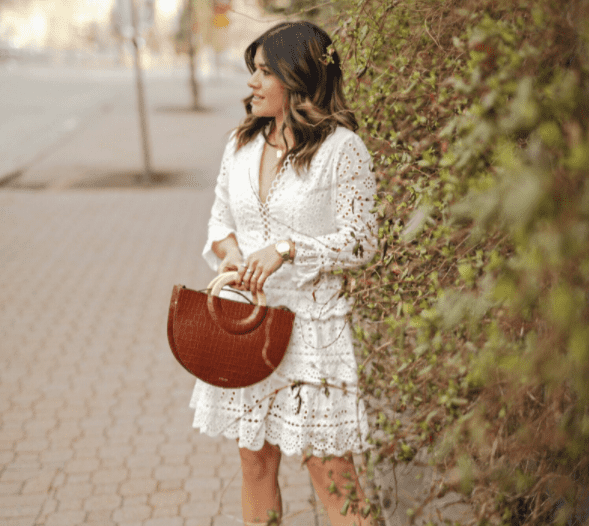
<box><xmin>190</xmin><ymin>20</ymin><xmax>377</xmax><ymax>526</ymax></box>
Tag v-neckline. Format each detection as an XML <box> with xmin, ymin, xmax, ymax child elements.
<box><xmin>257</xmin><ymin>135</ymin><xmax>286</xmax><ymax>205</ymax></box>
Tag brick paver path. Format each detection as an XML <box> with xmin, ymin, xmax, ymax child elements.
<box><xmin>0</xmin><ymin>189</ymin><xmax>323</xmax><ymax>526</ymax></box>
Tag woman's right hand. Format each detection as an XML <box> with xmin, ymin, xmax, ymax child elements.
<box><xmin>218</xmin><ymin>248</ymin><xmax>248</xmax><ymax>290</ymax></box>
<box><xmin>212</xmin><ymin>234</ymin><xmax>247</xmax><ymax>290</ymax></box>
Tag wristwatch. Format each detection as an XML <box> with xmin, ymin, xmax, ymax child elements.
<box><xmin>275</xmin><ymin>240</ymin><xmax>294</xmax><ymax>263</ymax></box>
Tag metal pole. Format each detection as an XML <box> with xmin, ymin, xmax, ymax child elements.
<box><xmin>186</xmin><ymin>0</ymin><xmax>200</xmax><ymax>110</ymax></box>
<box><xmin>129</xmin><ymin>0</ymin><xmax>152</xmax><ymax>184</ymax></box>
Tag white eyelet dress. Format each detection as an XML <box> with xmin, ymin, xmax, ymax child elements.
<box><xmin>190</xmin><ymin>126</ymin><xmax>378</xmax><ymax>457</ymax></box>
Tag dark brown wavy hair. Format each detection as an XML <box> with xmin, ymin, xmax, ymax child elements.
<box><xmin>234</xmin><ymin>21</ymin><xmax>358</xmax><ymax>173</ymax></box>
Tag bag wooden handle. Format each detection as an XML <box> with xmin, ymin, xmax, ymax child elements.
<box><xmin>207</xmin><ymin>272</ymin><xmax>267</xmax><ymax>335</ymax></box>
<box><xmin>207</xmin><ymin>271</ymin><xmax>267</xmax><ymax>306</ymax></box>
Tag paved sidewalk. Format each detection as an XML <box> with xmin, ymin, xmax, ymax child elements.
<box><xmin>0</xmin><ymin>189</ymin><xmax>325</xmax><ymax>526</ymax></box>
<box><xmin>0</xmin><ymin>70</ymin><xmax>327</xmax><ymax>525</ymax></box>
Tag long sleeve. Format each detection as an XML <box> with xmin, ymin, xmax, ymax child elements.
<box><xmin>289</xmin><ymin>133</ymin><xmax>378</xmax><ymax>287</ymax></box>
<box><xmin>201</xmin><ymin>135</ymin><xmax>238</xmax><ymax>272</ymax></box>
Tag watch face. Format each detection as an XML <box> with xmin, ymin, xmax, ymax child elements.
<box><xmin>277</xmin><ymin>241</ymin><xmax>290</xmax><ymax>254</ymax></box>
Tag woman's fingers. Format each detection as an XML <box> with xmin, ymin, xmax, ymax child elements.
<box><xmin>235</xmin><ymin>262</ymin><xmax>245</xmax><ymax>283</ymax></box>
<box><xmin>233</xmin><ymin>245</ymin><xmax>283</xmax><ymax>294</ymax></box>
<box><xmin>219</xmin><ymin>254</ymin><xmax>249</xmax><ymax>290</ymax></box>
<box><xmin>240</xmin><ymin>263</ymin><xmax>267</xmax><ymax>296</ymax></box>
<box><xmin>239</xmin><ymin>262</ymin><xmax>253</xmax><ymax>287</ymax></box>
<box><xmin>255</xmin><ymin>270</ymin><xmax>272</xmax><ymax>296</ymax></box>
<box><xmin>249</xmin><ymin>267</ymin><xmax>265</xmax><ymax>296</ymax></box>
<box><xmin>230</xmin><ymin>260</ymin><xmax>248</xmax><ymax>290</ymax></box>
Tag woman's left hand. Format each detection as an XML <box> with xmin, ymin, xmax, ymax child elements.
<box><xmin>236</xmin><ymin>245</ymin><xmax>284</xmax><ymax>296</ymax></box>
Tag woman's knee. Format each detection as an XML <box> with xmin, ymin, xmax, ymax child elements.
<box><xmin>239</xmin><ymin>442</ymin><xmax>281</xmax><ymax>482</ymax></box>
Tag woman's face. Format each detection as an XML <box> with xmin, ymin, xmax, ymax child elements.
<box><xmin>247</xmin><ymin>47</ymin><xmax>286</xmax><ymax>121</ymax></box>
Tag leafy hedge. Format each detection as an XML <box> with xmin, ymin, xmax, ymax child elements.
<box><xmin>320</xmin><ymin>0</ymin><xmax>589</xmax><ymax>524</ymax></box>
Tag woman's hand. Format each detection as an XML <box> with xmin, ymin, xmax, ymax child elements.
<box><xmin>217</xmin><ymin>247</ymin><xmax>249</xmax><ymax>291</ymax></box>
<box><xmin>236</xmin><ymin>245</ymin><xmax>284</xmax><ymax>296</ymax></box>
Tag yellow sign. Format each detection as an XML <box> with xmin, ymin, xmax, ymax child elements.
<box><xmin>213</xmin><ymin>13</ymin><xmax>229</xmax><ymax>28</ymax></box>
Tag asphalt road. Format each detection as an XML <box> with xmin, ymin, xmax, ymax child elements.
<box><xmin>0</xmin><ymin>63</ymin><xmax>250</xmax><ymax>190</ymax></box>
<box><xmin>0</xmin><ymin>64</ymin><xmax>126</xmax><ymax>184</ymax></box>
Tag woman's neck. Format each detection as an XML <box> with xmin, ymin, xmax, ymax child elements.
<box><xmin>274</xmin><ymin>115</ymin><xmax>285</xmax><ymax>134</ymax></box>
<box><xmin>270</xmin><ymin>119</ymin><xmax>293</xmax><ymax>151</ymax></box>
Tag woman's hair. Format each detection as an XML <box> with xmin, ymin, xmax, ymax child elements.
<box><xmin>234</xmin><ymin>20</ymin><xmax>358</xmax><ymax>173</ymax></box>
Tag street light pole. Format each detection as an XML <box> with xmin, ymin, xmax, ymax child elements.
<box><xmin>129</xmin><ymin>0</ymin><xmax>152</xmax><ymax>184</ymax></box>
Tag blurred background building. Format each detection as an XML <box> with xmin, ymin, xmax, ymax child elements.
<box><xmin>0</xmin><ymin>0</ymin><xmax>287</xmax><ymax>75</ymax></box>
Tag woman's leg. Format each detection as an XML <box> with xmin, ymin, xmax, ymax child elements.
<box><xmin>239</xmin><ymin>440</ymin><xmax>283</xmax><ymax>524</ymax></box>
<box><xmin>306</xmin><ymin>453</ymin><xmax>371</xmax><ymax>526</ymax></box>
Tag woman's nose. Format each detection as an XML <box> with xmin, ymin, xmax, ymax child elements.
<box><xmin>247</xmin><ymin>71</ymin><xmax>260</xmax><ymax>89</ymax></box>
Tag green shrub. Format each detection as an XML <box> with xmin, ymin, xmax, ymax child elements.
<box><xmin>323</xmin><ymin>0</ymin><xmax>589</xmax><ymax>523</ymax></box>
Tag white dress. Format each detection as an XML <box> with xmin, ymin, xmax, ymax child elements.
<box><xmin>190</xmin><ymin>126</ymin><xmax>378</xmax><ymax>457</ymax></box>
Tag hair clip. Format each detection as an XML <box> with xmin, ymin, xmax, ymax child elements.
<box><xmin>320</xmin><ymin>46</ymin><xmax>335</xmax><ymax>66</ymax></box>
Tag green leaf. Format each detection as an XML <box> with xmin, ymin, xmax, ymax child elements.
<box><xmin>537</xmin><ymin>121</ymin><xmax>563</xmax><ymax>148</ymax></box>
<box><xmin>502</xmin><ymin>168</ymin><xmax>544</xmax><ymax>227</ymax></box>
<box><xmin>457</xmin><ymin>455</ymin><xmax>475</xmax><ymax>495</ymax></box>
<box><xmin>546</xmin><ymin>284</ymin><xmax>575</xmax><ymax>328</ymax></box>
<box><xmin>458</xmin><ymin>263</ymin><xmax>475</xmax><ymax>283</ymax></box>
<box><xmin>568</xmin><ymin>326</ymin><xmax>589</xmax><ymax>365</ymax></box>
<box><xmin>565</xmin><ymin>143</ymin><xmax>589</xmax><ymax>171</ymax></box>
<box><xmin>340</xmin><ymin>498</ymin><xmax>351</xmax><ymax>516</ymax></box>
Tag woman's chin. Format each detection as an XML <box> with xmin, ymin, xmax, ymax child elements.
<box><xmin>250</xmin><ymin>107</ymin><xmax>265</xmax><ymax>117</ymax></box>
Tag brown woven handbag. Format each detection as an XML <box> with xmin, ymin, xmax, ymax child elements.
<box><xmin>167</xmin><ymin>271</ymin><xmax>295</xmax><ymax>388</ymax></box>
